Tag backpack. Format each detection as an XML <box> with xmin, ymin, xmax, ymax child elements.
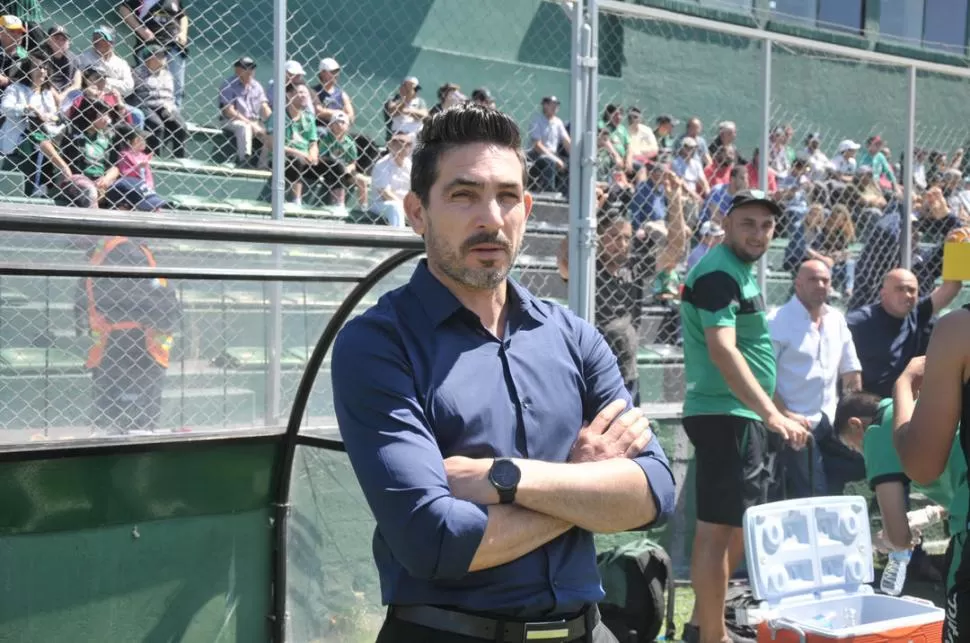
<box><xmin>596</xmin><ymin>537</ymin><xmax>675</xmax><ymax>642</ymax></box>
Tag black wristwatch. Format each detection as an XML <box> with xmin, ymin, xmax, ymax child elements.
<box><xmin>488</xmin><ymin>458</ymin><xmax>521</xmax><ymax>504</ymax></box>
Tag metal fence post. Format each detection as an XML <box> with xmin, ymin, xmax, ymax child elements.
<box><xmin>901</xmin><ymin>64</ymin><xmax>916</xmax><ymax>270</ymax></box>
<box><xmin>267</xmin><ymin>0</ymin><xmax>287</xmax><ymax>426</ymax></box>
<box><xmin>758</xmin><ymin>38</ymin><xmax>772</xmax><ymax>294</ymax></box>
<box><xmin>567</xmin><ymin>0</ymin><xmax>587</xmax><ymax>318</ymax></box>
<box><xmin>577</xmin><ymin>0</ymin><xmax>599</xmax><ymax>323</ymax></box>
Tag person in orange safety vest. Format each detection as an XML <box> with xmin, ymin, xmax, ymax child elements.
<box><xmin>75</xmin><ymin>180</ymin><xmax>181</xmax><ymax>433</ymax></box>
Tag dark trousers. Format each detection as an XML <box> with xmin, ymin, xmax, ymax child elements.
<box><xmin>143</xmin><ymin>107</ymin><xmax>188</xmax><ymax>158</ymax></box>
<box><xmin>781</xmin><ymin>414</ymin><xmax>831</xmax><ymax>499</ymax></box>
<box><xmin>376</xmin><ymin>609</ymin><xmax>618</xmax><ymax>643</ymax></box>
<box><xmin>285</xmin><ymin>156</ymin><xmax>353</xmax><ymax>204</ymax></box>
<box><xmin>91</xmin><ymin>337</ymin><xmax>166</xmax><ymax>434</ymax></box>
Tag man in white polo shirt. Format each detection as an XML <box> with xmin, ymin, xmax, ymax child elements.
<box><xmin>768</xmin><ymin>259</ymin><xmax>862</xmax><ymax>498</ymax></box>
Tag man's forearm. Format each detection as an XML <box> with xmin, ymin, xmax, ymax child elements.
<box><xmin>468</xmin><ymin>504</ymin><xmax>572</xmax><ymax>572</ymax></box>
<box><xmin>711</xmin><ymin>344</ymin><xmax>778</xmax><ymax>421</ymax></box>
<box><xmin>514</xmin><ymin>458</ymin><xmax>655</xmax><ymax>533</ymax></box>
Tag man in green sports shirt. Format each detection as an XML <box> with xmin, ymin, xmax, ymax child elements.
<box><xmin>679</xmin><ymin>189</ymin><xmax>810</xmax><ymax>643</ymax></box>
<box><xmin>833</xmin><ymin>383</ymin><xmax>965</xmax><ymax>556</ymax></box>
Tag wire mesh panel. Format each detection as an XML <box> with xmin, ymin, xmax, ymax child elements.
<box><xmin>768</xmin><ymin>45</ymin><xmax>910</xmax><ymax>312</ymax></box>
<box><xmin>592</xmin><ymin>8</ymin><xmax>769</xmax><ymax>404</ymax></box>
<box><xmin>0</xmin><ymin>230</ymin><xmax>408</xmax><ymax>440</ymax></box>
<box><xmin>913</xmin><ymin>69</ymin><xmax>970</xmax><ymax>316</ymax></box>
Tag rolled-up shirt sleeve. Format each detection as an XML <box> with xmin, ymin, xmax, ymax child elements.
<box><xmin>575</xmin><ymin>317</ymin><xmax>676</xmax><ymax>528</ymax></box>
<box><xmin>331</xmin><ymin>316</ymin><xmax>488</xmax><ymax>581</ymax></box>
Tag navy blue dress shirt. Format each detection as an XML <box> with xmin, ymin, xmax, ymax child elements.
<box><xmin>331</xmin><ymin>260</ymin><xmax>675</xmax><ymax>618</ymax></box>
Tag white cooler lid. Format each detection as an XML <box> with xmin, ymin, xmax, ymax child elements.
<box><xmin>743</xmin><ymin>495</ymin><xmax>874</xmax><ymax>606</ymax></box>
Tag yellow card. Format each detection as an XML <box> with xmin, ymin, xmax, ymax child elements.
<box><xmin>943</xmin><ymin>230</ymin><xmax>970</xmax><ymax>281</ymax></box>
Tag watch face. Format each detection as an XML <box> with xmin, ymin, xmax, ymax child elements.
<box><xmin>490</xmin><ymin>459</ymin><xmax>521</xmax><ymax>490</ymax></box>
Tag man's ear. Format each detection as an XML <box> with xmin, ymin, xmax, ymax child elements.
<box><xmin>523</xmin><ymin>191</ymin><xmax>534</xmax><ymax>222</ymax></box>
<box><xmin>404</xmin><ymin>192</ymin><xmax>425</xmax><ymax>235</ymax></box>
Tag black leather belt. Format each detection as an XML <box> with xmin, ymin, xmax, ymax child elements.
<box><xmin>389</xmin><ymin>604</ymin><xmax>594</xmax><ymax>642</ymax></box>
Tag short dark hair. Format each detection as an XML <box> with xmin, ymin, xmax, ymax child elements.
<box><xmin>730</xmin><ymin>165</ymin><xmax>746</xmax><ymax>181</ymax></box>
<box><xmin>833</xmin><ymin>391</ymin><xmax>882</xmax><ymax>435</ymax></box>
<box><xmin>596</xmin><ymin>205</ymin><xmax>629</xmax><ymax>235</ymax></box>
<box><xmin>284</xmin><ymin>80</ymin><xmax>305</xmax><ymax>94</ymax></box>
<box><xmin>410</xmin><ymin>104</ymin><xmax>527</xmax><ymax>206</ymax></box>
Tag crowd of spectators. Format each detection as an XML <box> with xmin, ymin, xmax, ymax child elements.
<box><xmin>550</xmin><ymin>100</ymin><xmax>970</xmax><ymax>336</ymax></box>
<box><xmin>0</xmin><ymin>5</ymin><xmax>187</xmax><ymax>212</ymax></box>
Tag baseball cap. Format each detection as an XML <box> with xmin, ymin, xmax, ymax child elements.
<box><xmin>542</xmin><ymin>95</ymin><xmax>560</xmax><ymax>104</ymax></box>
<box><xmin>655</xmin><ymin>114</ymin><xmax>679</xmax><ymax>126</ymax></box>
<box><xmin>680</xmin><ymin>136</ymin><xmax>698</xmax><ymax>149</ymax></box>
<box><xmin>48</xmin><ymin>24</ymin><xmax>68</xmax><ymax>37</ymax></box>
<box><xmin>472</xmin><ymin>87</ymin><xmax>493</xmax><ymax>102</ymax></box>
<box><xmin>699</xmin><ymin>221</ymin><xmax>725</xmax><ymax>237</ymax></box>
<box><xmin>329</xmin><ymin>110</ymin><xmax>350</xmax><ymax>126</ymax></box>
<box><xmin>867</xmin><ymin>135</ymin><xmax>883</xmax><ymax>146</ymax></box>
<box><xmin>104</xmin><ymin>178</ymin><xmax>168</xmax><ymax>212</ymax></box>
<box><xmin>93</xmin><ymin>26</ymin><xmax>115</xmax><ymax>43</ymax></box>
<box><xmin>318</xmin><ymin>57</ymin><xmax>340</xmax><ymax>72</ymax></box>
<box><xmin>402</xmin><ymin>76</ymin><xmax>421</xmax><ymax>90</ymax></box>
<box><xmin>806</xmin><ymin>131</ymin><xmax>821</xmax><ymax>143</ymax></box>
<box><xmin>234</xmin><ymin>56</ymin><xmax>257</xmax><ymax>69</ymax></box>
<box><xmin>0</xmin><ymin>15</ymin><xmax>25</xmax><ymax>32</ymax></box>
<box><xmin>285</xmin><ymin>60</ymin><xmax>305</xmax><ymax>76</ymax></box>
<box><xmin>837</xmin><ymin>139</ymin><xmax>861</xmax><ymax>154</ymax></box>
<box><xmin>726</xmin><ymin>189</ymin><xmax>782</xmax><ymax>217</ymax></box>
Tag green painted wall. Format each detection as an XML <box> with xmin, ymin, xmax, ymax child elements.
<box><xmin>37</xmin><ymin>1</ymin><xmax>970</xmax><ymax>157</ymax></box>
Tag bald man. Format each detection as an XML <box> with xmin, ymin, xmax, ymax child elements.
<box><xmin>768</xmin><ymin>260</ymin><xmax>862</xmax><ymax>497</ymax></box>
<box><xmin>847</xmin><ymin>268</ymin><xmax>961</xmax><ymax>398</ymax></box>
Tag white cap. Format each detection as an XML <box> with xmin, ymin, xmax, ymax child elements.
<box><xmin>680</xmin><ymin>136</ymin><xmax>698</xmax><ymax>148</ymax></box>
<box><xmin>318</xmin><ymin>57</ymin><xmax>340</xmax><ymax>72</ymax></box>
<box><xmin>718</xmin><ymin>120</ymin><xmax>736</xmax><ymax>131</ymax></box>
<box><xmin>285</xmin><ymin>60</ymin><xmax>305</xmax><ymax>76</ymax></box>
<box><xmin>700</xmin><ymin>221</ymin><xmax>725</xmax><ymax>237</ymax></box>
<box><xmin>837</xmin><ymin>139</ymin><xmax>861</xmax><ymax>153</ymax></box>
<box><xmin>330</xmin><ymin>110</ymin><xmax>349</xmax><ymax>126</ymax></box>
<box><xmin>403</xmin><ymin>75</ymin><xmax>421</xmax><ymax>88</ymax></box>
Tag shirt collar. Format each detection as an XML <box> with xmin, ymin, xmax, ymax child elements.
<box><xmin>786</xmin><ymin>295</ymin><xmax>828</xmax><ymax>322</ymax></box>
<box><xmin>408</xmin><ymin>259</ymin><xmax>546</xmax><ymax>328</ymax></box>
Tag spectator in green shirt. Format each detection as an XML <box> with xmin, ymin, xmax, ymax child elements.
<box><xmin>599</xmin><ymin>103</ymin><xmax>632</xmax><ymax>172</ymax></box>
<box><xmin>318</xmin><ymin>109</ymin><xmax>367</xmax><ymax>209</ymax></box>
<box><xmin>858</xmin><ymin>135</ymin><xmax>897</xmax><ymax>187</ymax></box>
<box><xmin>282</xmin><ymin>80</ymin><xmax>319</xmax><ymax>207</ymax></box>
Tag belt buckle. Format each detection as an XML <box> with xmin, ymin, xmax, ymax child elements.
<box><xmin>523</xmin><ymin>619</ymin><xmax>571</xmax><ymax>641</ymax></box>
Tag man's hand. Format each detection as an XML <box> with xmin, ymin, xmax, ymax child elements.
<box><xmin>568</xmin><ymin>399</ymin><xmax>653</xmax><ymax>463</ymax></box>
<box><xmin>898</xmin><ymin>356</ymin><xmax>926</xmax><ymax>395</ymax></box>
<box><xmin>443</xmin><ymin>456</ymin><xmax>498</xmax><ymax>505</ymax></box>
<box><xmin>765</xmin><ymin>412</ymin><xmax>811</xmax><ymax>449</ymax></box>
<box><xmin>783</xmin><ymin>409</ymin><xmax>812</xmax><ymax>430</ymax></box>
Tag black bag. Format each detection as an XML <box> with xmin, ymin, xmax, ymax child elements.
<box><xmin>723</xmin><ymin>584</ymin><xmax>758</xmax><ymax>643</ymax></box>
<box><xmin>596</xmin><ymin>537</ymin><xmax>675</xmax><ymax>643</ymax></box>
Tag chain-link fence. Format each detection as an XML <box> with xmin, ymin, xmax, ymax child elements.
<box><xmin>591</xmin><ymin>1</ymin><xmax>970</xmax><ymax>408</ymax></box>
<box><xmin>0</xmin><ymin>0</ymin><xmax>579</xmax><ymax>439</ymax></box>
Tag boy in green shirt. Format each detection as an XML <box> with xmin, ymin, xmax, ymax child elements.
<box><xmin>318</xmin><ymin>109</ymin><xmax>367</xmax><ymax>208</ymax></box>
<box><xmin>836</xmin><ymin>387</ymin><xmax>966</xmax><ymax>552</ymax></box>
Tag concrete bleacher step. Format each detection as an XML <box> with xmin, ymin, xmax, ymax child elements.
<box><xmin>0</xmin><ymin>370</ymin><xmax>257</xmax><ymax>431</ymax></box>
<box><xmin>529</xmin><ymin>198</ymin><xmax>569</xmax><ymax>226</ymax></box>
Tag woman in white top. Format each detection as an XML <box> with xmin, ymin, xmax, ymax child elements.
<box><xmin>803</xmin><ymin>132</ymin><xmax>832</xmax><ymax>181</ymax></box>
<box><xmin>367</xmin><ymin>134</ymin><xmax>413</xmax><ymax>226</ymax></box>
<box><xmin>1</xmin><ymin>57</ymin><xmax>72</xmax><ymax>196</ymax></box>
